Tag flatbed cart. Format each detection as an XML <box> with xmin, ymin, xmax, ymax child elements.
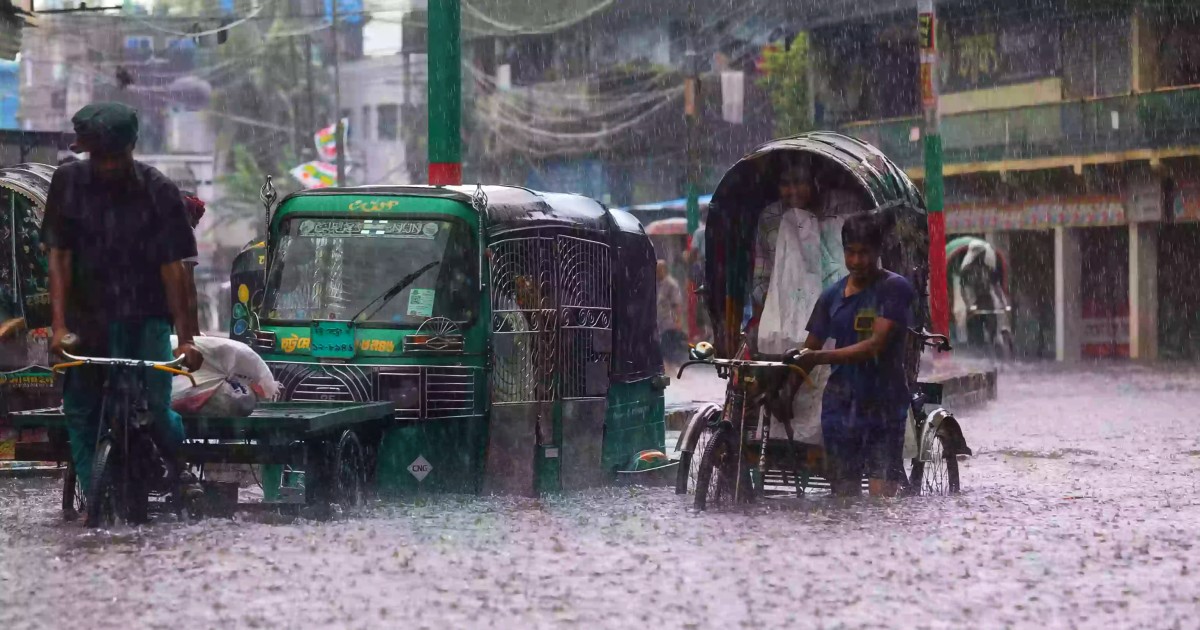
<box><xmin>11</xmin><ymin>401</ymin><xmax>396</xmax><ymax>518</ymax></box>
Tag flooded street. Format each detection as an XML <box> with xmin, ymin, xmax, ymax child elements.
<box><xmin>3</xmin><ymin>363</ymin><xmax>1200</xmax><ymax>629</ymax></box>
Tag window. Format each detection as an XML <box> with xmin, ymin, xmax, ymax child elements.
<box><xmin>377</xmin><ymin>103</ymin><xmax>398</xmax><ymax>141</ymax></box>
<box><xmin>361</xmin><ymin>105</ymin><xmax>372</xmax><ymax>141</ymax></box>
<box><xmin>264</xmin><ymin>217</ymin><xmax>479</xmax><ymax>325</ymax></box>
<box><xmin>124</xmin><ymin>36</ymin><xmax>153</xmax><ymax>51</ymax></box>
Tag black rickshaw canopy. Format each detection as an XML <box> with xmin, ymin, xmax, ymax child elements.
<box><xmin>0</xmin><ymin>163</ymin><xmax>54</xmax><ymax>331</ymax></box>
<box><xmin>703</xmin><ymin>132</ymin><xmax>932</xmax><ymax>362</ymax></box>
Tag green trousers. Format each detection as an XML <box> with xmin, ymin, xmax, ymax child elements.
<box><xmin>64</xmin><ymin>319</ymin><xmax>185</xmax><ymax>491</ymax></box>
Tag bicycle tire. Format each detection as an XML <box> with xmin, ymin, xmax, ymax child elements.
<box><xmin>694</xmin><ymin>426</ymin><xmax>752</xmax><ymax>511</ymax></box>
<box><xmin>62</xmin><ymin>462</ymin><xmax>85</xmax><ymax>521</ymax></box>
<box><xmin>909</xmin><ymin>428</ymin><xmax>961</xmax><ymax>495</ymax></box>
<box><xmin>85</xmin><ymin>439</ymin><xmax>118</xmax><ymax>528</ymax></box>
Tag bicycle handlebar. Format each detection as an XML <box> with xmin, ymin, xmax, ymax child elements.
<box><xmin>52</xmin><ymin>353</ymin><xmax>195</xmax><ymax>386</ymax></box>
<box><xmin>676</xmin><ymin>357</ymin><xmax>816</xmax><ymax>388</ymax></box>
<box><xmin>58</xmin><ymin>352</ymin><xmax>188</xmax><ymax>369</ymax></box>
<box><xmin>908</xmin><ymin>328</ymin><xmax>952</xmax><ymax>352</ymax></box>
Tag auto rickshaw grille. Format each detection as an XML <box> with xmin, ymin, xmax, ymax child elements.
<box><xmin>291</xmin><ymin>373</ymin><xmax>356</xmax><ymax>402</ymax></box>
<box><xmin>425</xmin><ymin>367</ymin><xmax>476</xmax><ymax>418</ymax></box>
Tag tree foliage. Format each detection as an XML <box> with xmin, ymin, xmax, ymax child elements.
<box><xmin>164</xmin><ymin>0</ymin><xmax>329</xmax><ymax>210</ymax></box>
<box><xmin>756</xmin><ymin>33</ymin><xmax>811</xmax><ymax>138</ymax></box>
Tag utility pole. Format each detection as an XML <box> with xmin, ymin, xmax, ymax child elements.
<box><xmin>919</xmin><ymin>0</ymin><xmax>949</xmax><ymax>335</ymax></box>
<box><xmin>683</xmin><ymin>29</ymin><xmax>701</xmax><ymax>344</ymax></box>
<box><xmin>427</xmin><ymin>0</ymin><xmax>462</xmax><ymax>185</ymax></box>
<box><xmin>304</xmin><ymin>33</ymin><xmax>317</xmax><ymax>157</ymax></box>
<box><xmin>332</xmin><ymin>0</ymin><xmax>347</xmax><ymax>186</ymax></box>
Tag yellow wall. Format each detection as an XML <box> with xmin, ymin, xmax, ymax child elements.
<box><xmin>940</xmin><ymin>78</ymin><xmax>1064</xmax><ymax>115</ymax></box>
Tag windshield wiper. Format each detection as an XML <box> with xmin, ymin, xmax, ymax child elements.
<box><xmin>350</xmin><ymin>260</ymin><xmax>440</xmax><ymax>323</ymax></box>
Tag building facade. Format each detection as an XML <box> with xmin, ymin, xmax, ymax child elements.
<box><xmin>814</xmin><ymin>0</ymin><xmax>1200</xmax><ymax>361</ymax></box>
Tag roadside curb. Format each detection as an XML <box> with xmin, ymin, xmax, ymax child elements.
<box><xmin>928</xmin><ymin>368</ymin><xmax>998</xmax><ymax>410</ymax></box>
<box><xmin>0</xmin><ymin>464</ymin><xmax>63</xmax><ymax>479</ymax></box>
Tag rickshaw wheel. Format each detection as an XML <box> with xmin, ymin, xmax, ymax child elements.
<box><xmin>675</xmin><ymin>424</ymin><xmax>715</xmax><ymax>496</ymax></box>
<box><xmin>333</xmin><ymin>430</ymin><xmax>366</xmax><ymax>509</ymax></box>
<box><xmin>694</xmin><ymin>426</ymin><xmax>751</xmax><ymax>511</ymax></box>
<box><xmin>909</xmin><ymin>429</ymin><xmax>960</xmax><ymax>496</ymax></box>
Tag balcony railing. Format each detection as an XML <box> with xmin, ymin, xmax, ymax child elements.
<box><xmin>839</xmin><ymin>86</ymin><xmax>1200</xmax><ymax>173</ymax></box>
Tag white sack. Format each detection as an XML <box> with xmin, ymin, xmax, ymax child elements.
<box><xmin>171</xmin><ymin>336</ymin><xmax>279</xmax><ymax>416</ymax></box>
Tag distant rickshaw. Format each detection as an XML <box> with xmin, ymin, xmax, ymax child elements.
<box><xmin>675</xmin><ymin>132</ymin><xmax>972</xmax><ymax>508</ymax></box>
<box><xmin>947</xmin><ymin>236</ymin><xmax>1014</xmax><ymax>358</ymax></box>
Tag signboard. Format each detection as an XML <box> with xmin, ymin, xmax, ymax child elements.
<box><xmin>941</xmin><ymin>18</ymin><xmax>1059</xmax><ymax>92</ymax></box>
<box><xmin>920</xmin><ymin>63</ymin><xmax>937</xmax><ymax>108</ymax></box>
<box><xmin>298</xmin><ymin>219</ymin><xmax>441</xmax><ymax>239</ymax></box>
<box><xmin>408</xmin><ymin>455</ymin><xmax>431</xmax><ymax>482</ymax></box>
<box><xmin>918</xmin><ymin>12</ymin><xmax>935</xmax><ymax>52</ymax></box>
<box><xmin>0</xmin><ymin>365</ymin><xmax>55</xmax><ymax>390</ymax></box>
<box><xmin>945</xmin><ymin>196</ymin><xmax>1126</xmax><ymax>233</ymax></box>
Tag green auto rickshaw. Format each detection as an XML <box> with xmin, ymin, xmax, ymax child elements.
<box><xmin>232</xmin><ymin>183</ymin><xmax>674</xmax><ymax>497</ymax></box>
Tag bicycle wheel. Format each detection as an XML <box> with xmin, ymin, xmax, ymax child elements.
<box><xmin>85</xmin><ymin>439</ymin><xmax>119</xmax><ymax>528</ymax></box>
<box><xmin>909</xmin><ymin>428</ymin><xmax>961</xmax><ymax>495</ymax></box>
<box><xmin>62</xmin><ymin>462</ymin><xmax>85</xmax><ymax>521</ymax></box>
<box><xmin>694</xmin><ymin>426</ymin><xmax>752</xmax><ymax>511</ymax></box>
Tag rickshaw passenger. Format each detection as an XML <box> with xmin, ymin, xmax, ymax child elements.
<box><xmin>789</xmin><ymin>213</ymin><xmax>915</xmax><ymax>497</ymax></box>
<box><xmin>745</xmin><ymin>158</ymin><xmax>848</xmax><ymax>352</ymax></box>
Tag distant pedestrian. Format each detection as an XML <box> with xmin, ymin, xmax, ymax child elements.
<box><xmin>657</xmin><ymin>259</ymin><xmax>685</xmax><ymax>368</ymax></box>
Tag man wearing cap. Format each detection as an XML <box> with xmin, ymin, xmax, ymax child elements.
<box><xmin>42</xmin><ymin>102</ymin><xmax>203</xmax><ymax>510</ymax></box>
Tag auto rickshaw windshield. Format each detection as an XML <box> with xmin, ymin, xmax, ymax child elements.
<box><xmin>262</xmin><ymin>216</ymin><xmax>479</xmax><ymax>326</ymax></box>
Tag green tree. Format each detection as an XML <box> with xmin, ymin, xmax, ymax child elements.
<box><xmin>166</xmin><ymin>0</ymin><xmax>328</xmax><ymax>209</ymax></box>
<box><xmin>756</xmin><ymin>34</ymin><xmax>811</xmax><ymax>138</ymax></box>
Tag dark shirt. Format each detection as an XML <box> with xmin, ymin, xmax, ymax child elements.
<box><xmin>806</xmin><ymin>270</ymin><xmax>915</xmax><ymax>409</ymax></box>
<box><xmin>41</xmin><ymin>160</ymin><xmax>196</xmax><ymax>331</ymax></box>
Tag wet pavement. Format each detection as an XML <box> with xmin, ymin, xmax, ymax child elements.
<box><xmin>3</xmin><ymin>362</ymin><xmax>1200</xmax><ymax>629</ymax></box>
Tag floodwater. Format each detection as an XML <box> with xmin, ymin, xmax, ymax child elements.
<box><xmin>3</xmin><ymin>363</ymin><xmax>1200</xmax><ymax>629</ymax></box>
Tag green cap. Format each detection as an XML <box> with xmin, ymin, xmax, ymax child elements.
<box><xmin>71</xmin><ymin>102</ymin><xmax>139</xmax><ymax>153</ymax></box>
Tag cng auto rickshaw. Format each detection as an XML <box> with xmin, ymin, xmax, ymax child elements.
<box><xmin>674</xmin><ymin>132</ymin><xmax>972</xmax><ymax>509</ymax></box>
<box><xmin>230</xmin><ymin>183</ymin><xmax>674</xmax><ymax>498</ymax></box>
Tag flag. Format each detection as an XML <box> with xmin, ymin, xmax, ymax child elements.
<box><xmin>290</xmin><ymin>161</ymin><xmax>338</xmax><ymax>189</ymax></box>
<box><xmin>314</xmin><ymin>119</ymin><xmax>348</xmax><ymax>162</ymax></box>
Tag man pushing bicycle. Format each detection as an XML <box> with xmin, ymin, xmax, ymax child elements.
<box><xmin>43</xmin><ymin>103</ymin><xmax>203</xmax><ymax>511</ymax></box>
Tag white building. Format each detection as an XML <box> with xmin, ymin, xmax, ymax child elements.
<box><xmin>341</xmin><ymin>53</ymin><xmax>426</xmax><ymax>186</ymax></box>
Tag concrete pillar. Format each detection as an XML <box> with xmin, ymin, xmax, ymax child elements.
<box><xmin>1055</xmin><ymin>226</ymin><xmax>1083</xmax><ymax>361</ymax></box>
<box><xmin>1129</xmin><ymin>222</ymin><xmax>1159</xmax><ymax>360</ymax></box>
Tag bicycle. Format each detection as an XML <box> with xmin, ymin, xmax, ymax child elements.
<box><xmin>676</xmin><ymin>329</ymin><xmax>967</xmax><ymax>510</ymax></box>
<box><xmin>53</xmin><ymin>345</ymin><xmax>197</xmax><ymax>527</ymax></box>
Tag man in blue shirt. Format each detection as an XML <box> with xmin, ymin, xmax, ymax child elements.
<box><xmin>789</xmin><ymin>212</ymin><xmax>915</xmax><ymax>498</ymax></box>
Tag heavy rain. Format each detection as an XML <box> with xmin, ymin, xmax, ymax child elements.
<box><xmin>1</xmin><ymin>1</ymin><xmax>1199</xmax><ymax>628</ymax></box>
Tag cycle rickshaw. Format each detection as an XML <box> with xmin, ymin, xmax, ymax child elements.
<box><xmin>674</xmin><ymin>132</ymin><xmax>972</xmax><ymax>509</ymax></box>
